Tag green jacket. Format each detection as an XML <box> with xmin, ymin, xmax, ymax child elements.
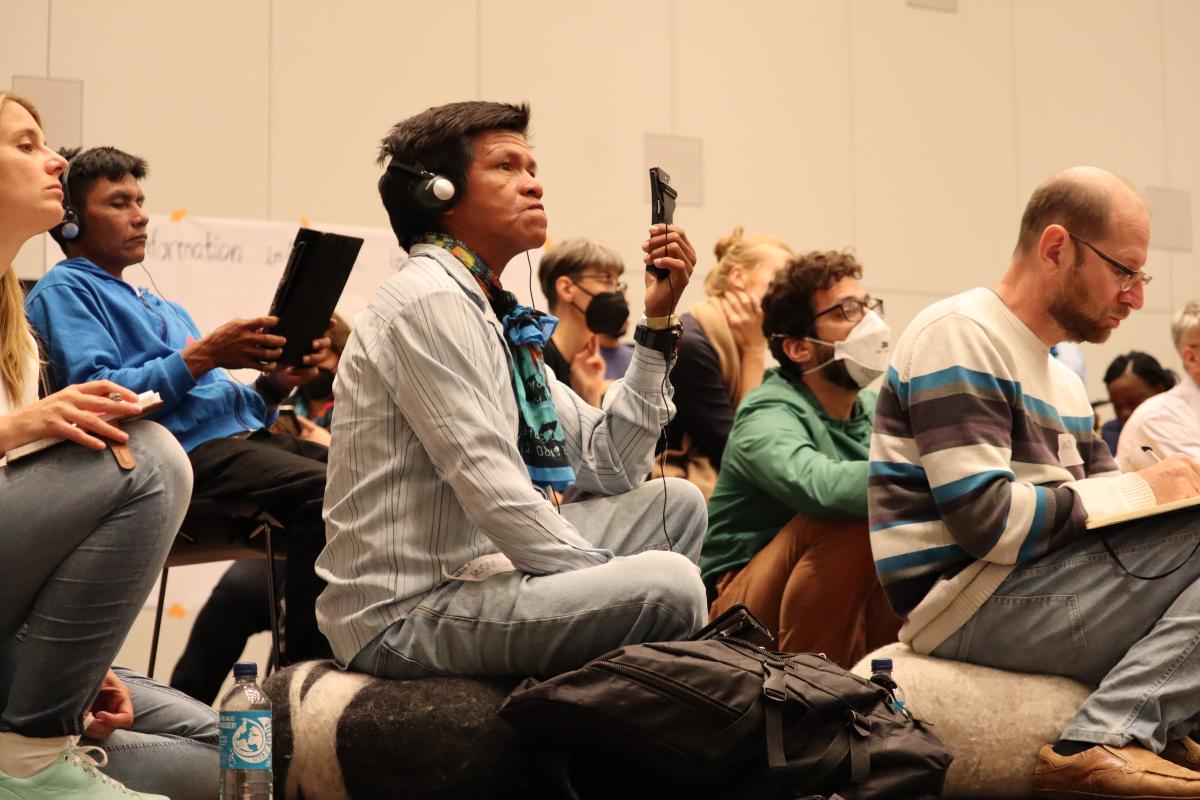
<box><xmin>700</xmin><ymin>368</ymin><xmax>876</xmax><ymax>590</ymax></box>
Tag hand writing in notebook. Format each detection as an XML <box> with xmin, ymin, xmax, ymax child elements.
<box><xmin>1137</xmin><ymin>454</ymin><xmax>1200</xmax><ymax>504</ymax></box>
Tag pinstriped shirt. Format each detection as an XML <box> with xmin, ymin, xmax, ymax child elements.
<box><xmin>315</xmin><ymin>244</ymin><xmax>675</xmax><ymax>665</ymax></box>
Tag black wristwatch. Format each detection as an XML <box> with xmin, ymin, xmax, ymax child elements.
<box><xmin>634</xmin><ymin>323</ymin><xmax>683</xmax><ymax>360</ymax></box>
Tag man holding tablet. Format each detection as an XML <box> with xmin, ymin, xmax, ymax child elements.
<box><xmin>25</xmin><ymin>146</ymin><xmax>334</xmax><ymax>664</ymax></box>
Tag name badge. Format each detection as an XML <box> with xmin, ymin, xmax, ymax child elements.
<box><xmin>1058</xmin><ymin>432</ymin><xmax>1084</xmax><ymax>467</ymax></box>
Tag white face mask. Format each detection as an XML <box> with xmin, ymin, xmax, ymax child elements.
<box><xmin>802</xmin><ymin>310</ymin><xmax>891</xmax><ymax>388</ymax></box>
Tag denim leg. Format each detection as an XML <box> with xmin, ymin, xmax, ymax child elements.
<box><xmin>351</xmin><ymin>479</ymin><xmax>709</xmax><ymax>679</ymax></box>
<box><xmin>0</xmin><ymin>421</ymin><xmax>192</xmax><ymax>737</ymax></box>
<box><xmin>931</xmin><ymin>508</ymin><xmax>1200</xmax><ymax>752</ymax></box>
<box><xmin>85</xmin><ymin>667</ymin><xmax>218</xmax><ymax>800</ymax></box>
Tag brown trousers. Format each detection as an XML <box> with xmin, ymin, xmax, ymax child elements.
<box><xmin>709</xmin><ymin>514</ymin><xmax>901</xmax><ymax>668</ymax></box>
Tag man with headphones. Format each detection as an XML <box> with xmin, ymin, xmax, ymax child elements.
<box><xmin>24</xmin><ymin>146</ymin><xmax>335</xmax><ymax>667</ymax></box>
<box><xmin>316</xmin><ymin>101</ymin><xmax>709</xmax><ymax>680</ymax></box>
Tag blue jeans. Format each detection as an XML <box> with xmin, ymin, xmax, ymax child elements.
<box><xmin>0</xmin><ymin>420</ymin><xmax>192</xmax><ymax>737</ymax></box>
<box><xmin>351</xmin><ymin>478</ymin><xmax>709</xmax><ymax>679</ymax></box>
<box><xmin>90</xmin><ymin>667</ymin><xmax>218</xmax><ymax>800</ymax></box>
<box><xmin>931</xmin><ymin>508</ymin><xmax>1200</xmax><ymax>752</ymax></box>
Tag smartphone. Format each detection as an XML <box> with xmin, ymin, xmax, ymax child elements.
<box><xmin>275</xmin><ymin>404</ymin><xmax>301</xmax><ymax>437</ymax></box>
<box><xmin>648</xmin><ymin>167</ymin><xmax>678</xmax><ymax>279</ymax></box>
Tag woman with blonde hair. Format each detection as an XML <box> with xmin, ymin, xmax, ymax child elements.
<box><xmin>661</xmin><ymin>227</ymin><xmax>793</xmax><ymax>498</ymax></box>
<box><xmin>0</xmin><ymin>92</ymin><xmax>193</xmax><ymax>800</ymax></box>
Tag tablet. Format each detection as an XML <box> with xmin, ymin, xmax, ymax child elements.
<box><xmin>268</xmin><ymin>228</ymin><xmax>364</xmax><ymax>366</ymax></box>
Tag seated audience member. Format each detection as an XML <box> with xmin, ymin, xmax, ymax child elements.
<box><xmin>169</xmin><ymin>559</ymin><xmax>284</xmax><ymax>705</ymax></box>
<box><xmin>1102</xmin><ymin>350</ymin><xmax>1175</xmax><ymax>454</ymax></box>
<box><xmin>536</xmin><ymin>238</ymin><xmax>627</xmax><ymax>407</ymax></box>
<box><xmin>1116</xmin><ymin>308</ymin><xmax>1200</xmax><ymax>470</ymax></box>
<box><xmin>662</xmin><ymin>228</ymin><xmax>793</xmax><ymax>498</ymax></box>
<box><xmin>598</xmin><ymin>329</ymin><xmax>635</xmax><ymax>380</ymax></box>
<box><xmin>702</xmin><ymin>251</ymin><xmax>899</xmax><ymax>666</ymax></box>
<box><xmin>24</xmin><ymin>146</ymin><xmax>335</xmax><ymax>664</ymax></box>
<box><xmin>291</xmin><ymin>312</ymin><xmax>351</xmax><ymax>434</ymax></box>
<box><xmin>0</xmin><ymin>91</ymin><xmax>196</xmax><ymax>800</ymax></box>
<box><xmin>317</xmin><ymin>101</ymin><xmax>709</xmax><ymax>679</ymax></box>
<box><xmin>871</xmin><ymin>166</ymin><xmax>1200</xmax><ymax>797</ymax></box>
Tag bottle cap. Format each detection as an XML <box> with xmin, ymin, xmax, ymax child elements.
<box><xmin>870</xmin><ymin>658</ymin><xmax>893</xmax><ymax>673</ymax></box>
<box><xmin>233</xmin><ymin>662</ymin><xmax>259</xmax><ymax>679</ymax></box>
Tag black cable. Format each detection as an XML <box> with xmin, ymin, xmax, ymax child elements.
<box><xmin>655</xmin><ymin>223</ymin><xmax>678</xmax><ymax>552</ymax></box>
<box><xmin>1099</xmin><ymin>531</ymin><xmax>1200</xmax><ymax>580</ymax></box>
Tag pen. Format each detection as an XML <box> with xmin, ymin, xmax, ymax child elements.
<box><xmin>1141</xmin><ymin>445</ymin><xmax>1163</xmax><ymax>463</ymax></box>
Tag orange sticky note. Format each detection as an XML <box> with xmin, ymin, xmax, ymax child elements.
<box><xmin>169</xmin><ymin>209</ymin><xmax>187</xmax><ymax>222</ymax></box>
<box><xmin>167</xmin><ymin>602</ymin><xmax>187</xmax><ymax>619</ymax></box>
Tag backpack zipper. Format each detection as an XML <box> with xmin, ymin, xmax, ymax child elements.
<box><xmin>593</xmin><ymin>660</ymin><xmax>740</xmax><ymax>720</ymax></box>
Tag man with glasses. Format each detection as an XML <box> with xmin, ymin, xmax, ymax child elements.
<box><xmin>536</xmin><ymin>238</ymin><xmax>631</xmax><ymax>407</ymax></box>
<box><xmin>701</xmin><ymin>250</ymin><xmax>900</xmax><ymax>667</ymax></box>
<box><xmin>871</xmin><ymin>166</ymin><xmax>1200</xmax><ymax>798</ymax></box>
<box><xmin>1117</xmin><ymin>300</ymin><xmax>1200</xmax><ymax>471</ymax></box>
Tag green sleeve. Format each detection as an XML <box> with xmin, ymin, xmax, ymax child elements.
<box><xmin>726</xmin><ymin>402</ymin><xmax>868</xmax><ymax>519</ymax></box>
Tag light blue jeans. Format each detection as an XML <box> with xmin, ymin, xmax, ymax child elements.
<box><xmin>351</xmin><ymin>478</ymin><xmax>710</xmax><ymax>679</ymax></box>
<box><xmin>0</xmin><ymin>420</ymin><xmax>192</xmax><ymax>737</ymax></box>
<box><xmin>931</xmin><ymin>508</ymin><xmax>1200</xmax><ymax>752</ymax></box>
<box><xmin>91</xmin><ymin>667</ymin><xmax>218</xmax><ymax>800</ymax></box>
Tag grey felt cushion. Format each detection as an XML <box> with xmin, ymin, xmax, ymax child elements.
<box><xmin>262</xmin><ymin>661</ymin><xmax>540</xmax><ymax>799</ymax></box>
<box><xmin>853</xmin><ymin>643</ymin><xmax>1093</xmax><ymax>799</ymax></box>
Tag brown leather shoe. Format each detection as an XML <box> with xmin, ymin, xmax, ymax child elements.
<box><xmin>1033</xmin><ymin>743</ymin><xmax>1200</xmax><ymax>799</ymax></box>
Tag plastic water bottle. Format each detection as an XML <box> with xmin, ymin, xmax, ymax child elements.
<box><xmin>869</xmin><ymin>657</ymin><xmax>907</xmax><ymax>715</ymax></box>
<box><xmin>219</xmin><ymin>662</ymin><xmax>273</xmax><ymax>799</ymax></box>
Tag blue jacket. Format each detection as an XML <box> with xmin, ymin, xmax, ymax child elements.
<box><xmin>25</xmin><ymin>257</ymin><xmax>273</xmax><ymax>452</ymax></box>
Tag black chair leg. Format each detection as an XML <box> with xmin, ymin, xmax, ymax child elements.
<box><xmin>264</xmin><ymin>525</ymin><xmax>283</xmax><ymax>675</ymax></box>
<box><xmin>148</xmin><ymin>566</ymin><xmax>170</xmax><ymax>679</ymax></box>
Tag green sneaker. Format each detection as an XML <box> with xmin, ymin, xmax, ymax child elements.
<box><xmin>0</xmin><ymin>745</ymin><xmax>168</xmax><ymax>799</ymax></box>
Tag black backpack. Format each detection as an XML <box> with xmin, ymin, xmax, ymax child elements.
<box><xmin>500</xmin><ymin>633</ymin><xmax>951</xmax><ymax>799</ymax></box>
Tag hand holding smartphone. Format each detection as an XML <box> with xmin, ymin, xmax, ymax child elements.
<box><xmin>648</xmin><ymin>167</ymin><xmax>677</xmax><ymax>280</ymax></box>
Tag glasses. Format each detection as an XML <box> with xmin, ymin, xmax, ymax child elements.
<box><xmin>812</xmin><ymin>296</ymin><xmax>884</xmax><ymax>324</ymax></box>
<box><xmin>576</xmin><ymin>273</ymin><xmax>628</xmax><ymax>293</ymax></box>
<box><xmin>1068</xmin><ymin>232</ymin><xmax>1152</xmax><ymax>292</ymax></box>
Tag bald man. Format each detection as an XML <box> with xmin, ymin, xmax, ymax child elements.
<box><xmin>870</xmin><ymin>167</ymin><xmax>1200</xmax><ymax>798</ymax></box>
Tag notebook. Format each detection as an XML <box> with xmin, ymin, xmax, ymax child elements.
<box><xmin>1085</xmin><ymin>494</ymin><xmax>1200</xmax><ymax>530</ymax></box>
<box><xmin>2</xmin><ymin>390</ymin><xmax>163</xmax><ymax>465</ymax></box>
<box><xmin>268</xmin><ymin>228</ymin><xmax>364</xmax><ymax>366</ymax></box>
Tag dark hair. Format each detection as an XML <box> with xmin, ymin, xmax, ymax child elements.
<box><xmin>50</xmin><ymin>146</ymin><xmax>149</xmax><ymax>253</ymax></box>
<box><xmin>1016</xmin><ymin>173</ymin><xmax>1112</xmax><ymax>255</ymax></box>
<box><xmin>537</xmin><ymin>238</ymin><xmax>623</xmax><ymax>311</ymax></box>
<box><xmin>1103</xmin><ymin>350</ymin><xmax>1177</xmax><ymax>391</ymax></box>
<box><xmin>376</xmin><ymin>101</ymin><xmax>530</xmax><ymax>250</ymax></box>
<box><xmin>762</xmin><ymin>250</ymin><xmax>864</xmax><ymax>376</ymax></box>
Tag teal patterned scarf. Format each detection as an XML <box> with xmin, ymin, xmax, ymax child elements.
<box><xmin>419</xmin><ymin>234</ymin><xmax>575</xmax><ymax>490</ymax></box>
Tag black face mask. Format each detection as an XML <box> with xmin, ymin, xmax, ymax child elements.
<box><xmin>300</xmin><ymin>368</ymin><xmax>336</xmax><ymax>401</ymax></box>
<box><xmin>572</xmin><ymin>283</ymin><xmax>629</xmax><ymax>336</ymax></box>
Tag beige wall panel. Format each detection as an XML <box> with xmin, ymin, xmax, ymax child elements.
<box><xmin>673</xmin><ymin>0</ymin><xmax>853</xmax><ymax>309</ymax></box>
<box><xmin>4</xmin><ymin>1</ymin><xmax>51</xmax><ymax>279</ymax></box>
<box><xmin>269</xmin><ymin>0</ymin><xmax>478</xmax><ymax>228</ymax></box>
<box><xmin>478</xmin><ymin>0</ymin><xmax>671</xmax><ymax>311</ymax></box>
<box><xmin>1</xmin><ymin>1</ymin><xmax>49</xmax><ymax>84</ymax></box>
<box><xmin>1162</xmin><ymin>0</ymin><xmax>1200</xmax><ymax>310</ymax></box>
<box><xmin>1013</xmin><ymin>0</ymin><xmax>1169</xmax><ymax>314</ymax></box>
<box><xmin>47</xmin><ymin>0</ymin><xmax>270</xmax><ymax>220</ymax></box>
<box><xmin>850</xmin><ymin>0</ymin><xmax>1018</xmax><ymax>298</ymax></box>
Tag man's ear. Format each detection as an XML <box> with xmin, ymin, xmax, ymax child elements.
<box><xmin>1038</xmin><ymin>224</ymin><xmax>1071</xmax><ymax>272</ymax></box>
<box><xmin>782</xmin><ymin>336</ymin><xmax>815</xmax><ymax>367</ymax></box>
<box><xmin>555</xmin><ymin>274</ymin><xmax>577</xmax><ymax>307</ymax></box>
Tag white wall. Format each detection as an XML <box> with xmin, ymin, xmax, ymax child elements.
<box><xmin>5</xmin><ymin>0</ymin><xmax>1199</xmax><ymax>680</ymax></box>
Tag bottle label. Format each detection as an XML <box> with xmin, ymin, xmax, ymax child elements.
<box><xmin>219</xmin><ymin>710</ymin><xmax>273</xmax><ymax>770</ymax></box>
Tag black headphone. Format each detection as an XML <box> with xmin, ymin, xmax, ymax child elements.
<box><xmin>58</xmin><ymin>160</ymin><xmax>82</xmax><ymax>241</ymax></box>
<box><xmin>387</xmin><ymin>161</ymin><xmax>457</xmax><ymax>214</ymax></box>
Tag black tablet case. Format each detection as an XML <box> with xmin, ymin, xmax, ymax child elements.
<box><xmin>268</xmin><ymin>228</ymin><xmax>364</xmax><ymax>366</ymax></box>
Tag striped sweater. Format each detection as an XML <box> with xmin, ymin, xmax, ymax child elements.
<box><xmin>868</xmin><ymin>288</ymin><xmax>1155</xmax><ymax>653</ymax></box>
